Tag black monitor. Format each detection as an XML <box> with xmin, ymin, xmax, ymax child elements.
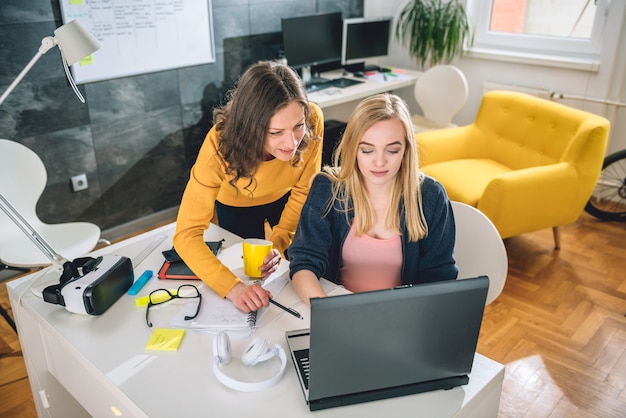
<box><xmin>281</xmin><ymin>12</ymin><xmax>342</xmax><ymax>81</ymax></box>
<box><xmin>341</xmin><ymin>16</ymin><xmax>392</xmax><ymax>73</ymax></box>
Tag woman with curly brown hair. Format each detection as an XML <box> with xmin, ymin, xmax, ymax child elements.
<box><xmin>174</xmin><ymin>61</ymin><xmax>324</xmax><ymax>313</ymax></box>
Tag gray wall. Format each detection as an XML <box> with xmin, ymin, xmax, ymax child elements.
<box><xmin>0</xmin><ymin>0</ymin><xmax>362</xmax><ymax>233</ymax></box>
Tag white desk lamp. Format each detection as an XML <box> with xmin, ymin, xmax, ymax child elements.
<box><xmin>0</xmin><ymin>21</ymin><xmax>131</xmax><ymax>317</ymax></box>
<box><xmin>0</xmin><ymin>19</ymin><xmax>100</xmax><ymax>106</ymax></box>
<box><xmin>0</xmin><ymin>20</ymin><xmax>101</xmax><ymax>273</ymax></box>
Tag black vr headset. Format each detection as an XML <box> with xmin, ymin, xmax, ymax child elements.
<box><xmin>43</xmin><ymin>255</ymin><xmax>133</xmax><ymax>315</ymax></box>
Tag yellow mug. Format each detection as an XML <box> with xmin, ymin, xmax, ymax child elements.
<box><xmin>242</xmin><ymin>238</ymin><xmax>273</xmax><ymax>278</ymax></box>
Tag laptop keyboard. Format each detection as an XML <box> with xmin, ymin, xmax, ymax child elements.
<box><xmin>294</xmin><ymin>349</ymin><xmax>311</xmax><ymax>390</ymax></box>
<box><xmin>305</xmin><ymin>77</ymin><xmax>364</xmax><ymax>93</ymax></box>
<box><xmin>305</xmin><ymin>80</ymin><xmax>333</xmax><ymax>93</ymax></box>
<box><xmin>331</xmin><ymin>77</ymin><xmax>363</xmax><ymax>88</ymax></box>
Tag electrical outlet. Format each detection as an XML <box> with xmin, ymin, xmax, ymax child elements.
<box><xmin>71</xmin><ymin>173</ymin><xmax>88</xmax><ymax>192</ymax></box>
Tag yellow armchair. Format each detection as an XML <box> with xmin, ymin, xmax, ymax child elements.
<box><xmin>417</xmin><ymin>90</ymin><xmax>610</xmax><ymax>248</ymax></box>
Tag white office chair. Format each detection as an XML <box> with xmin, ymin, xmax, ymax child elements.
<box><xmin>0</xmin><ymin>139</ymin><xmax>101</xmax><ymax>269</ymax></box>
<box><xmin>412</xmin><ymin>65</ymin><xmax>468</xmax><ymax>133</ymax></box>
<box><xmin>451</xmin><ymin>201</ymin><xmax>507</xmax><ymax>305</ymax></box>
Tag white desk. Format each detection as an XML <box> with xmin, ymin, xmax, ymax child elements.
<box><xmin>309</xmin><ymin>68</ymin><xmax>420</xmax><ymax>121</ymax></box>
<box><xmin>8</xmin><ymin>223</ymin><xmax>504</xmax><ymax>418</ymax></box>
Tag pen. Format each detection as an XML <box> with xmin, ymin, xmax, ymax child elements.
<box><xmin>128</xmin><ymin>270</ymin><xmax>154</xmax><ymax>296</ymax></box>
<box><xmin>269</xmin><ymin>298</ymin><xmax>302</xmax><ymax>319</ymax></box>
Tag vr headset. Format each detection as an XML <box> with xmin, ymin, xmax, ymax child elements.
<box><xmin>0</xmin><ymin>192</ymin><xmax>133</xmax><ymax>315</ymax></box>
<box><xmin>43</xmin><ymin>255</ymin><xmax>133</xmax><ymax>315</ymax></box>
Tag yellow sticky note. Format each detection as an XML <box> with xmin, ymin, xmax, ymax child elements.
<box><xmin>79</xmin><ymin>55</ymin><xmax>94</xmax><ymax>66</ymax></box>
<box><xmin>69</xmin><ymin>0</ymin><xmax>85</xmax><ymax>5</ymax></box>
<box><xmin>135</xmin><ymin>289</ymin><xmax>179</xmax><ymax>307</ymax></box>
<box><xmin>146</xmin><ymin>328</ymin><xmax>185</xmax><ymax>351</ymax></box>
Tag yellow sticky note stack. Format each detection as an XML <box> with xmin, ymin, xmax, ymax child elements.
<box><xmin>146</xmin><ymin>328</ymin><xmax>185</xmax><ymax>351</ymax></box>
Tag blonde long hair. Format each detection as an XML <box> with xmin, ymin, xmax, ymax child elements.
<box><xmin>323</xmin><ymin>93</ymin><xmax>427</xmax><ymax>241</ymax></box>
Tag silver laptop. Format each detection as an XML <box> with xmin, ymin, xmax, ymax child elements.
<box><xmin>285</xmin><ymin>276</ymin><xmax>489</xmax><ymax>411</ymax></box>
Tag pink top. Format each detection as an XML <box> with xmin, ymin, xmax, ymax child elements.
<box><xmin>340</xmin><ymin>222</ymin><xmax>402</xmax><ymax>293</ymax></box>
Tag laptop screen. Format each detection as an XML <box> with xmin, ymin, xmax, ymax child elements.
<box><xmin>306</xmin><ymin>276</ymin><xmax>489</xmax><ymax>402</ymax></box>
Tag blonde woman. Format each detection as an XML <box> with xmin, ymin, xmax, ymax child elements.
<box><xmin>288</xmin><ymin>93</ymin><xmax>457</xmax><ymax>303</ymax></box>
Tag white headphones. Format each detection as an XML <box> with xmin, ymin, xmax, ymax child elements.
<box><xmin>212</xmin><ymin>331</ymin><xmax>287</xmax><ymax>392</ymax></box>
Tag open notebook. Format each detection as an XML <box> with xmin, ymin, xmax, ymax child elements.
<box><xmin>169</xmin><ymin>244</ymin><xmax>289</xmax><ymax>332</ymax></box>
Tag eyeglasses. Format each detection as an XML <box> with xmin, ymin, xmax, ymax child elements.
<box><xmin>146</xmin><ymin>284</ymin><xmax>202</xmax><ymax>327</ymax></box>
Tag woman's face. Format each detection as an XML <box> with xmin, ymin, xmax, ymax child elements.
<box><xmin>263</xmin><ymin>101</ymin><xmax>306</xmax><ymax>161</ymax></box>
<box><xmin>356</xmin><ymin>119</ymin><xmax>406</xmax><ymax>189</ymax></box>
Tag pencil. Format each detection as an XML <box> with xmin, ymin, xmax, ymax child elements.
<box><xmin>269</xmin><ymin>298</ymin><xmax>302</xmax><ymax>319</ymax></box>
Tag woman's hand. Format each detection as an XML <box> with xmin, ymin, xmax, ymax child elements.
<box><xmin>226</xmin><ymin>282</ymin><xmax>272</xmax><ymax>313</ymax></box>
<box><xmin>258</xmin><ymin>249</ymin><xmax>282</xmax><ymax>278</ymax></box>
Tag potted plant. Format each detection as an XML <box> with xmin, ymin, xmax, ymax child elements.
<box><xmin>395</xmin><ymin>0</ymin><xmax>473</xmax><ymax>68</ymax></box>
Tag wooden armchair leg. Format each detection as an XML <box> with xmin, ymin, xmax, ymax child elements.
<box><xmin>552</xmin><ymin>226</ymin><xmax>561</xmax><ymax>250</ymax></box>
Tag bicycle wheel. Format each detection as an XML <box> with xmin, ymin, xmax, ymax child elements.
<box><xmin>584</xmin><ymin>149</ymin><xmax>626</xmax><ymax>221</ymax></box>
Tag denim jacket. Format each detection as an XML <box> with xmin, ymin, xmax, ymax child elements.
<box><xmin>288</xmin><ymin>174</ymin><xmax>458</xmax><ymax>286</ymax></box>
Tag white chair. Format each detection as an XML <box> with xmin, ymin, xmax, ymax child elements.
<box><xmin>451</xmin><ymin>201</ymin><xmax>507</xmax><ymax>305</ymax></box>
<box><xmin>0</xmin><ymin>139</ymin><xmax>101</xmax><ymax>269</ymax></box>
<box><xmin>412</xmin><ymin>65</ymin><xmax>468</xmax><ymax>133</ymax></box>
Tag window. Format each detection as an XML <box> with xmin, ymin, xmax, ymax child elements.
<box><xmin>467</xmin><ymin>0</ymin><xmax>608</xmax><ymax>70</ymax></box>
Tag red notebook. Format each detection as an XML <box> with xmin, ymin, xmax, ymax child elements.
<box><xmin>157</xmin><ymin>241</ymin><xmax>223</xmax><ymax>280</ymax></box>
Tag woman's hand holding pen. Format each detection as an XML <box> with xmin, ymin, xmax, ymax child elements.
<box><xmin>259</xmin><ymin>248</ymin><xmax>282</xmax><ymax>278</ymax></box>
<box><xmin>227</xmin><ymin>282</ymin><xmax>273</xmax><ymax>313</ymax></box>
<box><xmin>227</xmin><ymin>249</ymin><xmax>281</xmax><ymax>312</ymax></box>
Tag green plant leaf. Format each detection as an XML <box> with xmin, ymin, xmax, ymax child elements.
<box><xmin>395</xmin><ymin>0</ymin><xmax>473</xmax><ymax>68</ymax></box>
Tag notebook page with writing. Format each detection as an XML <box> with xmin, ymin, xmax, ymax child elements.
<box><xmin>169</xmin><ymin>285</ymin><xmax>261</xmax><ymax>331</ymax></box>
<box><xmin>169</xmin><ymin>243</ymin><xmax>289</xmax><ymax>331</ymax></box>
<box><xmin>191</xmin><ymin>288</ymin><xmax>258</xmax><ymax>329</ymax></box>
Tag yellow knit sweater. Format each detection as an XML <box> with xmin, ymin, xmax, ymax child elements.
<box><xmin>173</xmin><ymin>103</ymin><xmax>324</xmax><ymax>297</ymax></box>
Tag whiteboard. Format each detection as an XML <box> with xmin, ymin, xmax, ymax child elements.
<box><xmin>59</xmin><ymin>0</ymin><xmax>215</xmax><ymax>84</ymax></box>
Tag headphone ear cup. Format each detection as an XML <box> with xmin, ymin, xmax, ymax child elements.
<box><xmin>213</xmin><ymin>331</ymin><xmax>232</xmax><ymax>365</ymax></box>
<box><xmin>241</xmin><ymin>337</ymin><xmax>272</xmax><ymax>366</ymax></box>
<box><xmin>212</xmin><ymin>333</ymin><xmax>287</xmax><ymax>392</ymax></box>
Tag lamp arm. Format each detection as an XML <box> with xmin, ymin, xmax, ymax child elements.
<box><xmin>0</xmin><ymin>192</ymin><xmax>68</xmax><ymax>271</ymax></box>
<box><xmin>0</xmin><ymin>37</ymin><xmax>56</xmax><ymax>106</ymax></box>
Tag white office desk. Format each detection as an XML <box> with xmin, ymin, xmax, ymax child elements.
<box><xmin>8</xmin><ymin>223</ymin><xmax>504</xmax><ymax>418</ymax></box>
<box><xmin>309</xmin><ymin>68</ymin><xmax>420</xmax><ymax>121</ymax></box>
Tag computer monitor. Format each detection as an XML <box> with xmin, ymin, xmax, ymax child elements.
<box><xmin>281</xmin><ymin>12</ymin><xmax>343</xmax><ymax>82</ymax></box>
<box><xmin>341</xmin><ymin>16</ymin><xmax>392</xmax><ymax>73</ymax></box>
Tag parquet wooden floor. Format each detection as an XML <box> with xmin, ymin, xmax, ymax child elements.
<box><xmin>1</xmin><ymin>212</ymin><xmax>625</xmax><ymax>417</ymax></box>
<box><xmin>479</xmin><ymin>213</ymin><xmax>626</xmax><ymax>418</ymax></box>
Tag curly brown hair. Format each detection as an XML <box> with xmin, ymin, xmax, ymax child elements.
<box><xmin>214</xmin><ymin>61</ymin><xmax>314</xmax><ymax>194</ymax></box>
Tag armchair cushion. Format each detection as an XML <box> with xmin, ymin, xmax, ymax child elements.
<box><xmin>417</xmin><ymin>91</ymin><xmax>610</xmax><ymax>241</ymax></box>
<box><xmin>423</xmin><ymin>159</ymin><xmax>511</xmax><ymax>206</ymax></box>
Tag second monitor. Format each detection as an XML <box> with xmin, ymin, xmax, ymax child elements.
<box><xmin>342</xmin><ymin>16</ymin><xmax>392</xmax><ymax>74</ymax></box>
<box><xmin>281</xmin><ymin>12</ymin><xmax>343</xmax><ymax>83</ymax></box>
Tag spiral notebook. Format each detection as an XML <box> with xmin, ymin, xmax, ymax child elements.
<box><xmin>194</xmin><ymin>293</ymin><xmax>260</xmax><ymax>329</ymax></box>
<box><xmin>169</xmin><ymin>269</ymin><xmax>289</xmax><ymax>331</ymax></box>
<box><xmin>170</xmin><ymin>285</ymin><xmax>261</xmax><ymax>330</ymax></box>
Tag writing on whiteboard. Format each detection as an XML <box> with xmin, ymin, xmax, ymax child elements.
<box><xmin>60</xmin><ymin>0</ymin><xmax>215</xmax><ymax>84</ymax></box>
